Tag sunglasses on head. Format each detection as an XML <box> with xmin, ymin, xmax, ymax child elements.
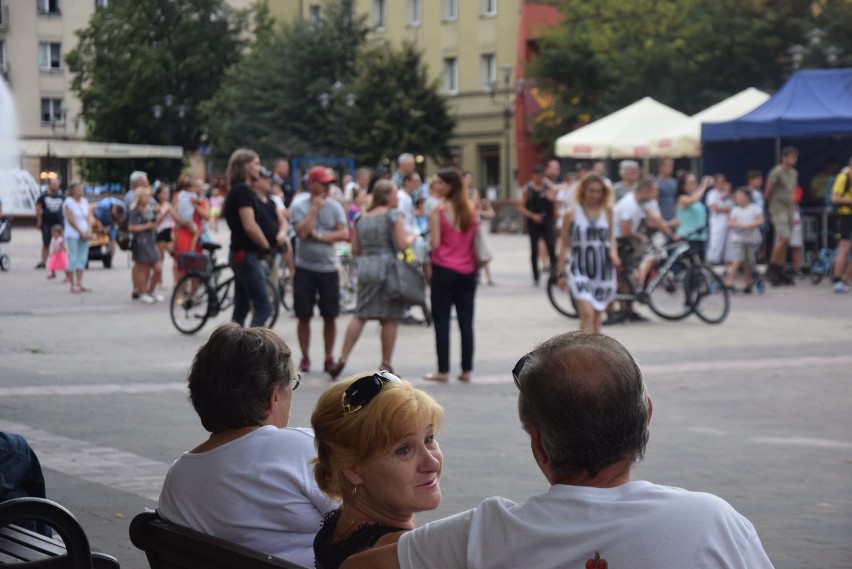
<box><xmin>512</xmin><ymin>353</ymin><xmax>532</xmax><ymax>390</ymax></box>
<box><xmin>341</xmin><ymin>370</ymin><xmax>402</xmax><ymax>415</ymax></box>
<box><xmin>291</xmin><ymin>373</ymin><xmax>301</xmax><ymax>391</ymax></box>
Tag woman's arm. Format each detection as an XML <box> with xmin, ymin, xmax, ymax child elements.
<box><xmin>393</xmin><ymin>216</ymin><xmax>415</xmax><ymax>251</ymax></box>
<box><xmin>64</xmin><ymin>203</ymin><xmax>87</xmax><ymax>238</ymax></box>
<box><xmin>429</xmin><ymin>206</ymin><xmax>442</xmax><ymax>251</ymax></box>
<box><xmin>608</xmin><ymin>208</ymin><xmax>621</xmax><ymax>268</ymax></box>
<box><xmin>128</xmin><ymin>211</ymin><xmax>156</xmax><ymax>234</ymax></box>
<box><xmin>350</xmin><ymin>220</ymin><xmax>362</xmax><ymax>256</ymax></box>
<box><xmin>239</xmin><ymin>206</ymin><xmax>271</xmax><ymax>250</ymax></box>
<box><xmin>556</xmin><ymin>209</ymin><xmax>574</xmax><ymax>279</ymax></box>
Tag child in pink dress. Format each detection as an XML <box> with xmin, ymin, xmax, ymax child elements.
<box><xmin>46</xmin><ymin>224</ymin><xmax>68</xmax><ymax>280</ymax></box>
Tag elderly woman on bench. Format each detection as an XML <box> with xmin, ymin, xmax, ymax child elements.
<box><xmin>310</xmin><ymin>371</ymin><xmax>444</xmax><ymax>569</ymax></box>
<box><xmin>157</xmin><ymin>323</ymin><xmax>337</xmax><ymax>568</ymax></box>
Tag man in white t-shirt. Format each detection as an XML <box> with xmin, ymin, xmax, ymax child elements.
<box><xmin>342</xmin><ymin>332</ymin><xmax>774</xmax><ymax>569</ymax></box>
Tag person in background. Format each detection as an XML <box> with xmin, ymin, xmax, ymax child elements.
<box><xmin>153</xmin><ymin>185</ymin><xmax>177</xmax><ymax>289</ymax></box>
<box><xmin>311</xmin><ymin>371</ymin><xmax>443</xmax><ymax>569</ymax></box>
<box><xmin>34</xmin><ymin>178</ymin><xmax>64</xmax><ymax>269</ymax></box>
<box><xmin>612</xmin><ymin>160</ymin><xmax>640</xmax><ymax>202</ymax></box>
<box><xmin>830</xmin><ymin>156</ymin><xmax>852</xmax><ymax>293</ymax></box>
<box><xmin>45</xmin><ymin>224</ymin><xmax>67</xmax><ymax>280</ymax></box>
<box><xmin>706</xmin><ymin>174</ymin><xmax>734</xmax><ymax>266</ymax></box>
<box><xmin>424</xmin><ymin>168</ymin><xmax>479</xmax><ymax>383</ymax></box>
<box><xmin>128</xmin><ymin>184</ymin><xmax>164</xmax><ymax>304</ymax></box>
<box><xmin>725</xmin><ymin>188</ymin><xmax>764</xmax><ymax>293</ymax></box>
<box><xmin>290</xmin><ymin>166</ymin><xmax>349</xmax><ymax>374</ymax></box>
<box><xmin>341</xmin><ymin>332</ymin><xmax>774</xmax><ymax>569</ymax></box>
<box><xmin>62</xmin><ymin>181</ymin><xmax>94</xmax><ymax>293</ymax></box>
<box><xmin>675</xmin><ymin>172</ymin><xmax>711</xmax><ymax>260</ymax></box>
<box><xmin>327</xmin><ymin>181</ymin><xmax>415</xmax><ymax>378</ymax></box>
<box><xmin>518</xmin><ymin>165</ymin><xmax>556</xmax><ymax>286</ymax></box>
<box><xmin>223</xmin><ymin>149</ymin><xmax>273</xmax><ymax>327</ymax></box>
<box><xmin>765</xmin><ymin>146</ymin><xmax>799</xmax><ymax>286</ymax></box>
<box><xmin>655</xmin><ymin>158</ymin><xmax>677</xmax><ymax>222</ymax></box>
<box><xmin>92</xmin><ymin>195</ymin><xmax>127</xmax><ymax>259</ymax></box>
<box><xmin>158</xmin><ymin>324</ymin><xmax>336</xmax><ymax>568</ymax></box>
<box><xmin>0</xmin><ymin>432</ymin><xmax>49</xmax><ymax>536</ymax></box>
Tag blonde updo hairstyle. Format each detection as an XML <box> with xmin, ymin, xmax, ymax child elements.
<box><xmin>311</xmin><ymin>373</ymin><xmax>444</xmax><ymax>501</ymax></box>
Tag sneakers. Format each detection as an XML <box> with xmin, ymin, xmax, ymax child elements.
<box><xmin>35</xmin><ymin>262</ymin><xmax>46</xmax><ymax>269</ymax></box>
<box><xmin>153</xmin><ymin>293</ymin><xmax>165</xmax><ymax>303</ymax></box>
<box><xmin>834</xmin><ymin>281</ymin><xmax>849</xmax><ymax>294</ymax></box>
<box><xmin>140</xmin><ymin>294</ymin><xmax>156</xmax><ymax>304</ymax></box>
<box><xmin>299</xmin><ymin>357</ymin><xmax>311</xmax><ymax>373</ymax></box>
<box><xmin>132</xmin><ymin>292</ymin><xmax>140</xmax><ymax>300</ymax></box>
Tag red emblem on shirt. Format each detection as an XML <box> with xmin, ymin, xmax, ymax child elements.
<box><xmin>586</xmin><ymin>551</ymin><xmax>608</xmax><ymax>569</ymax></box>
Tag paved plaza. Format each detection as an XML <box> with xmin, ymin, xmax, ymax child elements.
<box><xmin>0</xmin><ymin>225</ymin><xmax>850</xmax><ymax>568</ymax></box>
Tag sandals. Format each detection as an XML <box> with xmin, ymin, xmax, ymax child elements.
<box><xmin>423</xmin><ymin>372</ymin><xmax>449</xmax><ymax>383</ymax></box>
<box><xmin>379</xmin><ymin>362</ymin><xmax>394</xmax><ymax>374</ymax></box>
<box><xmin>458</xmin><ymin>372</ymin><xmax>472</xmax><ymax>383</ymax></box>
<box><xmin>327</xmin><ymin>358</ymin><xmax>346</xmax><ymax>380</ymax></box>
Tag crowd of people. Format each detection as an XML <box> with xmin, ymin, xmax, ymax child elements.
<box><xmin>151</xmin><ymin>323</ymin><xmax>774</xmax><ymax>568</ymax></box>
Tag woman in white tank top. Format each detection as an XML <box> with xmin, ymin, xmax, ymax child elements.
<box><xmin>555</xmin><ymin>175</ymin><xmax>620</xmax><ymax>333</ymax></box>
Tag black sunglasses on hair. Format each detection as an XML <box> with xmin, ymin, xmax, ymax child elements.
<box><xmin>341</xmin><ymin>370</ymin><xmax>402</xmax><ymax>415</ymax></box>
<box><xmin>291</xmin><ymin>373</ymin><xmax>301</xmax><ymax>391</ymax></box>
<box><xmin>512</xmin><ymin>353</ymin><xmax>532</xmax><ymax>390</ymax></box>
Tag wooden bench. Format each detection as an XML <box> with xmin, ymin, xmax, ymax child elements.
<box><xmin>0</xmin><ymin>497</ymin><xmax>120</xmax><ymax>568</ymax></box>
<box><xmin>129</xmin><ymin>512</ymin><xmax>309</xmax><ymax>569</ymax></box>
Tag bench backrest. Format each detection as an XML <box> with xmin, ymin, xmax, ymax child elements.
<box><xmin>129</xmin><ymin>512</ymin><xmax>309</xmax><ymax>569</ymax></box>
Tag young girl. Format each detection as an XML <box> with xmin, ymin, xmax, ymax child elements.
<box><xmin>46</xmin><ymin>224</ymin><xmax>67</xmax><ymax>280</ymax></box>
<box><xmin>556</xmin><ymin>174</ymin><xmax>620</xmax><ymax>333</ymax></box>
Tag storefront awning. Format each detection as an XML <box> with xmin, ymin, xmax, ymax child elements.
<box><xmin>19</xmin><ymin>139</ymin><xmax>183</xmax><ymax>159</ymax></box>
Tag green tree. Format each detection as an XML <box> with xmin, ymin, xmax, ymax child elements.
<box><xmin>202</xmin><ymin>0</ymin><xmax>454</xmax><ymax>168</ymax></box>
<box><xmin>346</xmin><ymin>42</ymin><xmax>455</xmax><ymax>167</ymax></box>
<box><xmin>528</xmin><ymin>0</ymin><xmax>812</xmax><ymax>150</ymax></box>
<box><xmin>65</xmin><ymin>0</ymin><xmax>256</xmax><ymax>179</ymax></box>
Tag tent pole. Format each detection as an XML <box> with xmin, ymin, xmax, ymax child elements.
<box><xmin>774</xmin><ymin>137</ymin><xmax>781</xmax><ymax>163</ymax></box>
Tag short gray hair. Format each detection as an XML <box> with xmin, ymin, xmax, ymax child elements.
<box><xmin>129</xmin><ymin>171</ymin><xmax>148</xmax><ymax>187</ymax></box>
<box><xmin>619</xmin><ymin>160</ymin><xmax>639</xmax><ymax>174</ymax></box>
<box><xmin>398</xmin><ymin>153</ymin><xmax>414</xmax><ymax>166</ymax></box>
<box><xmin>517</xmin><ymin>332</ymin><xmax>650</xmax><ymax>480</ymax></box>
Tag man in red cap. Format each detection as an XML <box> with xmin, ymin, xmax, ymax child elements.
<box><xmin>289</xmin><ymin>166</ymin><xmax>349</xmax><ymax>375</ymax></box>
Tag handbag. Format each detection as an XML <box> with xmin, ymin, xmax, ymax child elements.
<box><xmin>474</xmin><ymin>223</ymin><xmax>493</xmax><ymax>266</ymax></box>
<box><xmin>386</xmin><ymin>255</ymin><xmax>426</xmax><ymax>305</ymax></box>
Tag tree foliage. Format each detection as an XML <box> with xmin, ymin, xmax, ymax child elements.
<box><xmin>65</xmin><ymin>0</ymin><xmax>256</xmax><ymax>178</ymax></box>
<box><xmin>528</xmin><ymin>0</ymin><xmax>821</xmax><ymax>149</ymax></box>
<box><xmin>202</xmin><ymin>0</ymin><xmax>455</xmax><ymax>168</ymax></box>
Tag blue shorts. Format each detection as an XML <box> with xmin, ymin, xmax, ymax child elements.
<box><xmin>66</xmin><ymin>237</ymin><xmax>90</xmax><ymax>271</ymax></box>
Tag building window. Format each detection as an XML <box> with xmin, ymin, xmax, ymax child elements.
<box><xmin>38</xmin><ymin>42</ymin><xmax>62</xmax><ymax>71</ymax></box>
<box><xmin>443</xmin><ymin>57</ymin><xmax>458</xmax><ymax>95</ymax></box>
<box><xmin>94</xmin><ymin>0</ymin><xmax>108</xmax><ymax>10</ymax></box>
<box><xmin>372</xmin><ymin>0</ymin><xmax>386</xmax><ymax>31</ymax></box>
<box><xmin>443</xmin><ymin>0</ymin><xmax>458</xmax><ymax>21</ymax></box>
<box><xmin>482</xmin><ymin>0</ymin><xmax>497</xmax><ymax>16</ymax></box>
<box><xmin>407</xmin><ymin>0</ymin><xmax>421</xmax><ymax>26</ymax></box>
<box><xmin>37</xmin><ymin>0</ymin><xmax>61</xmax><ymax>15</ymax></box>
<box><xmin>309</xmin><ymin>4</ymin><xmax>321</xmax><ymax>25</ymax></box>
<box><xmin>41</xmin><ymin>98</ymin><xmax>64</xmax><ymax>124</ymax></box>
<box><xmin>481</xmin><ymin>54</ymin><xmax>496</xmax><ymax>90</ymax></box>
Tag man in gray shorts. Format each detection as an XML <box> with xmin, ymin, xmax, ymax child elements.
<box><xmin>289</xmin><ymin>166</ymin><xmax>349</xmax><ymax>375</ymax></box>
<box><xmin>764</xmin><ymin>146</ymin><xmax>798</xmax><ymax>286</ymax></box>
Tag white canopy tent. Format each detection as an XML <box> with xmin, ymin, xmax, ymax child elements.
<box><xmin>650</xmin><ymin>88</ymin><xmax>770</xmax><ymax>157</ymax></box>
<box><xmin>554</xmin><ymin>97</ymin><xmax>689</xmax><ymax>158</ymax></box>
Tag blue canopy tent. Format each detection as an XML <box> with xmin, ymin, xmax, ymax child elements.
<box><xmin>701</xmin><ymin>67</ymin><xmax>852</xmax><ymax>189</ymax></box>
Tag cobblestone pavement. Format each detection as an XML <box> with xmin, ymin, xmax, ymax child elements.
<box><xmin>0</xmin><ymin>225</ymin><xmax>850</xmax><ymax>568</ymax></box>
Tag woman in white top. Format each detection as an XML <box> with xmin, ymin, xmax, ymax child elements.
<box><xmin>157</xmin><ymin>324</ymin><xmax>336</xmax><ymax>567</ymax></box>
<box><xmin>555</xmin><ymin>175</ymin><xmax>620</xmax><ymax>333</ymax></box>
<box><xmin>62</xmin><ymin>181</ymin><xmax>94</xmax><ymax>293</ymax></box>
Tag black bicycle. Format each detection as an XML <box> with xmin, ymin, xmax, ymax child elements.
<box><xmin>170</xmin><ymin>243</ymin><xmax>280</xmax><ymax>335</ymax></box>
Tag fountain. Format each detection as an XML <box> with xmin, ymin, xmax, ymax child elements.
<box><xmin>0</xmin><ymin>75</ymin><xmax>40</xmax><ymax>215</ymax></box>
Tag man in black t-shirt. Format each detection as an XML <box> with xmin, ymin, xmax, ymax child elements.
<box><xmin>34</xmin><ymin>179</ymin><xmax>65</xmax><ymax>268</ymax></box>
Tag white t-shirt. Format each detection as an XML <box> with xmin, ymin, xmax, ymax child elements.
<box><xmin>63</xmin><ymin>197</ymin><xmax>90</xmax><ymax>239</ymax></box>
<box><xmin>613</xmin><ymin>192</ymin><xmax>658</xmax><ymax>238</ymax></box>
<box><xmin>398</xmin><ymin>481</ymin><xmax>773</xmax><ymax>569</ymax></box>
<box><xmin>707</xmin><ymin>189</ymin><xmax>734</xmax><ymax>227</ymax></box>
<box><xmin>157</xmin><ymin>426</ymin><xmax>337</xmax><ymax>568</ymax></box>
<box><xmin>729</xmin><ymin>204</ymin><xmax>762</xmax><ymax>244</ymax></box>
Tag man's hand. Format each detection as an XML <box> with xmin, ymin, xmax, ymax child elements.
<box><xmin>312</xmin><ymin>195</ymin><xmax>326</xmax><ymax>209</ymax></box>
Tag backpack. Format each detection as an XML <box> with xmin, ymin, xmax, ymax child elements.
<box><xmin>116</xmin><ymin>214</ymin><xmax>132</xmax><ymax>251</ymax></box>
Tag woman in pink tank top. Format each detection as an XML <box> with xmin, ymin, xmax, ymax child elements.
<box><xmin>424</xmin><ymin>168</ymin><xmax>479</xmax><ymax>383</ymax></box>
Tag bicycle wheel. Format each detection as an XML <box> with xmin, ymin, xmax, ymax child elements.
<box><xmin>645</xmin><ymin>259</ymin><xmax>693</xmax><ymax>321</ymax></box>
<box><xmin>691</xmin><ymin>266</ymin><xmax>730</xmax><ymax>324</ymax></box>
<box><xmin>278</xmin><ymin>271</ymin><xmax>293</xmax><ymax>311</ymax></box>
<box><xmin>170</xmin><ymin>273</ymin><xmax>214</xmax><ymax>334</ymax></box>
<box><xmin>546</xmin><ymin>274</ymin><xmax>578</xmax><ymax>318</ymax></box>
<box><xmin>809</xmin><ymin>264</ymin><xmax>825</xmax><ymax>285</ymax></box>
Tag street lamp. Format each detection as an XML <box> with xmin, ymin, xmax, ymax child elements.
<box><xmin>788</xmin><ymin>27</ymin><xmax>843</xmax><ymax>70</ymax></box>
<box><xmin>489</xmin><ymin>64</ymin><xmax>517</xmax><ymax>200</ymax></box>
<box><xmin>318</xmin><ymin>81</ymin><xmax>357</xmax><ymax>156</ymax></box>
<box><xmin>151</xmin><ymin>95</ymin><xmax>187</xmax><ymax>146</ymax></box>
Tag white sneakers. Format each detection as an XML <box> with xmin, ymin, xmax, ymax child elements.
<box><xmin>834</xmin><ymin>281</ymin><xmax>849</xmax><ymax>294</ymax></box>
<box><xmin>140</xmin><ymin>294</ymin><xmax>156</xmax><ymax>304</ymax></box>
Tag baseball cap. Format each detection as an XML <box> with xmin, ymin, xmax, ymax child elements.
<box><xmin>259</xmin><ymin>167</ymin><xmax>273</xmax><ymax>179</ymax></box>
<box><xmin>307</xmin><ymin>166</ymin><xmax>336</xmax><ymax>184</ymax></box>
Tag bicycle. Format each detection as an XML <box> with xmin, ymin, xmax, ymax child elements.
<box><xmin>170</xmin><ymin>243</ymin><xmax>280</xmax><ymax>335</ymax></box>
<box><xmin>546</xmin><ymin>271</ymin><xmax>578</xmax><ymax>318</ymax></box>
<box><xmin>809</xmin><ymin>246</ymin><xmax>839</xmax><ymax>284</ymax></box>
<box><xmin>609</xmin><ymin>234</ymin><xmax>730</xmax><ymax>325</ymax></box>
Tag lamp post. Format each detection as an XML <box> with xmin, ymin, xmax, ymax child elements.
<box><xmin>318</xmin><ymin>81</ymin><xmax>357</xmax><ymax>156</ymax></box>
<box><xmin>788</xmin><ymin>26</ymin><xmax>843</xmax><ymax>70</ymax></box>
<box><xmin>489</xmin><ymin>64</ymin><xmax>518</xmax><ymax>200</ymax></box>
<box><xmin>151</xmin><ymin>95</ymin><xmax>187</xmax><ymax>147</ymax></box>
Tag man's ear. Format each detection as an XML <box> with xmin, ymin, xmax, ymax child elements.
<box><xmin>647</xmin><ymin>396</ymin><xmax>653</xmax><ymax>425</ymax></box>
<box><xmin>529</xmin><ymin>425</ymin><xmax>548</xmax><ymax>468</ymax></box>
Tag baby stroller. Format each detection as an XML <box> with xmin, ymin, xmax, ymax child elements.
<box><xmin>0</xmin><ymin>217</ymin><xmax>11</xmax><ymax>271</ymax></box>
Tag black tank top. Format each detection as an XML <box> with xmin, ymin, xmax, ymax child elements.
<box><xmin>525</xmin><ymin>184</ymin><xmax>553</xmax><ymax>221</ymax></box>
